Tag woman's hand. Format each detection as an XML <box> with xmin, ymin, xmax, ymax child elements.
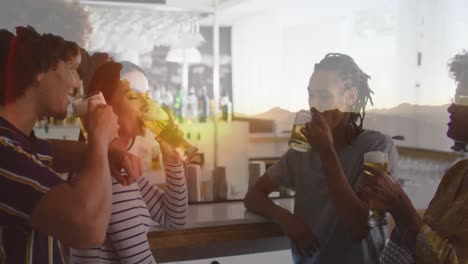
<box><xmin>358</xmin><ymin>165</ymin><xmax>423</xmax><ymax>252</ymax></box>
<box><xmin>301</xmin><ymin>108</ymin><xmax>334</xmax><ymax>152</ymax></box>
<box><xmin>156</xmin><ymin>116</ymin><xmax>183</xmax><ymax>164</ymax></box>
<box><xmin>156</xmin><ymin>135</ymin><xmax>182</xmax><ymax>164</ymax></box>
<box><xmin>108</xmin><ymin>141</ymin><xmax>143</xmax><ymax>186</ymax></box>
<box><xmin>356</xmin><ymin>165</ymin><xmax>403</xmax><ymax>213</ymax></box>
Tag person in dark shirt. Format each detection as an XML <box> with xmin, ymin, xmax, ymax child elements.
<box><xmin>0</xmin><ymin>26</ymin><xmax>141</xmax><ymax>263</ymax></box>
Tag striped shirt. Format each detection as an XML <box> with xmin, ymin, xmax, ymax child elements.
<box><xmin>0</xmin><ymin>116</ymin><xmax>66</xmax><ymax>264</ymax></box>
<box><xmin>70</xmin><ymin>162</ymin><xmax>188</xmax><ymax>264</ymax></box>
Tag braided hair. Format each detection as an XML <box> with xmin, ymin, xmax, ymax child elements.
<box><xmin>448</xmin><ymin>50</ymin><xmax>468</xmax><ymax>89</ymax></box>
<box><xmin>448</xmin><ymin>51</ymin><xmax>468</xmax><ymax>152</ymax></box>
<box><xmin>314</xmin><ymin>53</ymin><xmax>374</xmax><ymax>133</ymax></box>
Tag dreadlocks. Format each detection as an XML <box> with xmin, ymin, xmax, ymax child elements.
<box><xmin>314</xmin><ymin>53</ymin><xmax>374</xmax><ymax>133</ymax></box>
<box><xmin>448</xmin><ymin>51</ymin><xmax>468</xmax><ymax>152</ymax></box>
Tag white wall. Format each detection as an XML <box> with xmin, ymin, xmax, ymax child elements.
<box><xmin>166</xmin><ymin>0</ymin><xmax>214</xmax><ymax>10</ymax></box>
<box><xmin>231</xmin><ymin>0</ymin><xmax>400</xmax><ymax>114</ymax></box>
<box><xmin>231</xmin><ymin>13</ymin><xmax>285</xmax><ymax>115</ymax></box>
<box><xmin>229</xmin><ymin>0</ymin><xmax>468</xmax><ymax>115</ymax></box>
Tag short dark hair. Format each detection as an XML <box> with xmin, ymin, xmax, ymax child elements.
<box><xmin>314</xmin><ymin>53</ymin><xmax>374</xmax><ymax>131</ymax></box>
<box><xmin>80</xmin><ymin>61</ymin><xmax>143</xmax><ymax>143</ymax></box>
<box><xmin>0</xmin><ymin>29</ymin><xmax>15</xmax><ymax>104</ymax></box>
<box><xmin>0</xmin><ymin>26</ymin><xmax>79</xmax><ymax>105</ymax></box>
<box><xmin>448</xmin><ymin>50</ymin><xmax>468</xmax><ymax>87</ymax></box>
<box><xmin>87</xmin><ymin>61</ymin><xmax>147</xmax><ymax>103</ymax></box>
<box><xmin>87</xmin><ymin>61</ymin><xmax>124</xmax><ymax>102</ymax></box>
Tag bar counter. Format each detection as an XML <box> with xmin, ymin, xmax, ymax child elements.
<box><xmin>148</xmin><ymin>198</ymin><xmax>293</xmax><ymax>263</ymax></box>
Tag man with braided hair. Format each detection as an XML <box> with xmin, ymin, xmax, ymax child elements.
<box><xmin>245</xmin><ymin>53</ymin><xmax>399</xmax><ymax>263</ymax></box>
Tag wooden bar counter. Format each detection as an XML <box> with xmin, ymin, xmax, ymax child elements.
<box><xmin>148</xmin><ymin>198</ymin><xmax>293</xmax><ymax>262</ymax></box>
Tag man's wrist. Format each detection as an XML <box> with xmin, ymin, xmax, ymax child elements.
<box><xmin>318</xmin><ymin>143</ymin><xmax>336</xmax><ymax>157</ymax></box>
<box><xmin>389</xmin><ymin>190</ymin><xmax>410</xmax><ymax>217</ymax></box>
<box><xmin>272</xmin><ymin>207</ymin><xmax>291</xmax><ymax>225</ymax></box>
<box><xmin>318</xmin><ymin>145</ymin><xmax>339</xmax><ymax>173</ymax></box>
<box><xmin>88</xmin><ymin>136</ymin><xmax>109</xmax><ymax>154</ymax></box>
<box><xmin>391</xmin><ymin>192</ymin><xmax>422</xmax><ymax>233</ymax></box>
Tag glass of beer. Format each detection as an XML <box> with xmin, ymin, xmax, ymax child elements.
<box><xmin>288</xmin><ymin>110</ymin><xmax>312</xmax><ymax>152</ymax></box>
<box><xmin>363</xmin><ymin>151</ymin><xmax>389</xmax><ymax>227</ymax></box>
<box><xmin>142</xmin><ymin>97</ymin><xmax>198</xmax><ymax>164</ymax></box>
<box><xmin>71</xmin><ymin>91</ymin><xmax>107</xmax><ymax>140</ymax></box>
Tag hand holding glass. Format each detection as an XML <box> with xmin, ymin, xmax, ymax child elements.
<box><xmin>72</xmin><ymin>91</ymin><xmax>107</xmax><ymax>140</ymax></box>
<box><xmin>288</xmin><ymin>110</ymin><xmax>312</xmax><ymax>152</ymax></box>
<box><xmin>143</xmin><ymin>97</ymin><xmax>198</xmax><ymax>164</ymax></box>
<box><xmin>363</xmin><ymin>151</ymin><xmax>389</xmax><ymax>227</ymax></box>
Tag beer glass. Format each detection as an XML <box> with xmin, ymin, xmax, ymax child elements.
<box><xmin>72</xmin><ymin>91</ymin><xmax>107</xmax><ymax>140</ymax></box>
<box><xmin>363</xmin><ymin>151</ymin><xmax>389</xmax><ymax>227</ymax></box>
<box><xmin>143</xmin><ymin>97</ymin><xmax>198</xmax><ymax>164</ymax></box>
<box><xmin>288</xmin><ymin>110</ymin><xmax>312</xmax><ymax>152</ymax></box>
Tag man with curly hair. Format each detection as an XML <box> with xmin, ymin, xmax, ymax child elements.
<box><xmin>0</xmin><ymin>26</ymin><xmax>141</xmax><ymax>263</ymax></box>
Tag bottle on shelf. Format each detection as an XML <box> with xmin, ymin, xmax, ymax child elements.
<box><xmin>173</xmin><ymin>85</ymin><xmax>184</xmax><ymax>123</ymax></box>
<box><xmin>152</xmin><ymin>87</ymin><xmax>162</xmax><ymax>105</ymax></box>
<box><xmin>198</xmin><ymin>85</ymin><xmax>210</xmax><ymax>123</ymax></box>
<box><xmin>160</xmin><ymin>85</ymin><xmax>174</xmax><ymax>114</ymax></box>
<box><xmin>186</xmin><ymin>87</ymin><xmax>199</xmax><ymax>123</ymax></box>
<box><xmin>219</xmin><ymin>90</ymin><xmax>232</xmax><ymax>122</ymax></box>
<box><xmin>209</xmin><ymin>99</ymin><xmax>215</xmax><ymax>122</ymax></box>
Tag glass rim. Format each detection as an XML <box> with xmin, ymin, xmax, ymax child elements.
<box><xmin>83</xmin><ymin>90</ymin><xmax>104</xmax><ymax>99</ymax></box>
<box><xmin>294</xmin><ymin>109</ymin><xmax>312</xmax><ymax>124</ymax></box>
